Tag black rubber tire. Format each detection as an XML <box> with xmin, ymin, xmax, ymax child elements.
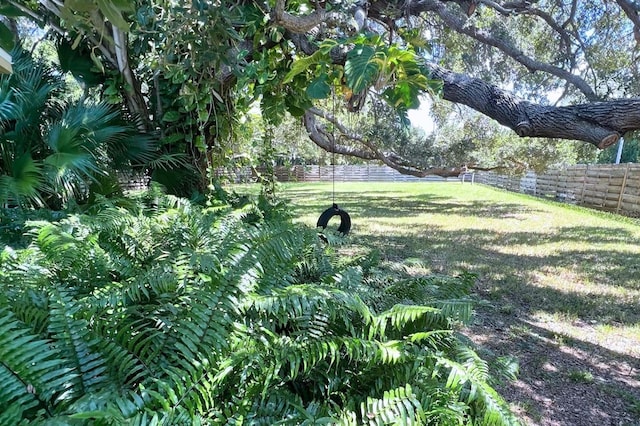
<box><xmin>316</xmin><ymin>203</ymin><xmax>351</xmax><ymax>235</ymax></box>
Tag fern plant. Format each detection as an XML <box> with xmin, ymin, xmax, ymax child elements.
<box><xmin>0</xmin><ymin>190</ymin><xmax>519</xmax><ymax>425</ymax></box>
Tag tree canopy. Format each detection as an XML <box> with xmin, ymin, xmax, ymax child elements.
<box><xmin>2</xmin><ymin>0</ymin><xmax>640</xmax><ymax>182</ymax></box>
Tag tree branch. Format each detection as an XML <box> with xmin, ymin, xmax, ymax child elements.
<box><xmin>429</xmin><ymin>64</ymin><xmax>637</xmax><ymax>148</ymax></box>
<box><xmin>112</xmin><ymin>28</ymin><xmax>150</xmax><ymax>128</ymax></box>
<box><xmin>304</xmin><ymin>107</ymin><xmax>468</xmax><ymax>177</ymax></box>
<box><xmin>477</xmin><ymin>1</ymin><xmax>575</xmax><ymax>68</ymax></box>
<box><xmin>377</xmin><ymin>0</ymin><xmax>600</xmax><ymax>100</ymax></box>
<box><xmin>282</xmin><ymin>18</ymin><xmax>637</xmax><ymax>149</ymax></box>
<box><xmin>615</xmin><ymin>0</ymin><xmax>640</xmax><ymax>43</ymax></box>
<box><xmin>273</xmin><ymin>0</ymin><xmax>340</xmax><ymax>33</ymax></box>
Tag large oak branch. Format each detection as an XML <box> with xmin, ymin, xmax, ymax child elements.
<box><xmin>397</xmin><ymin>0</ymin><xmax>599</xmax><ymax>100</ymax></box>
<box><xmin>278</xmin><ymin>1</ymin><xmax>639</xmax><ymax>148</ymax></box>
<box><xmin>431</xmin><ymin>65</ymin><xmax>640</xmax><ymax>148</ymax></box>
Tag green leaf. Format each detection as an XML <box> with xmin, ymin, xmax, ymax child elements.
<box><xmin>57</xmin><ymin>40</ymin><xmax>105</xmax><ymax>86</ymax></box>
<box><xmin>162</xmin><ymin>110</ymin><xmax>181</xmax><ymax>122</ymax></box>
<box><xmin>283</xmin><ymin>50</ymin><xmax>329</xmax><ymax>83</ymax></box>
<box><xmin>160</xmin><ymin>133</ymin><xmax>185</xmax><ymax>145</ymax></box>
<box><xmin>306</xmin><ymin>75</ymin><xmax>331</xmax><ymax>99</ymax></box>
<box><xmin>344</xmin><ymin>44</ymin><xmax>379</xmax><ymax>94</ymax></box>
<box><xmin>284</xmin><ymin>86</ymin><xmax>313</xmax><ymax>116</ymax></box>
<box><xmin>110</xmin><ymin>0</ymin><xmax>135</xmax><ymax>12</ymax></box>
<box><xmin>285</xmin><ymin>105</ymin><xmax>303</xmax><ymax>117</ymax></box>
<box><xmin>96</xmin><ymin>0</ymin><xmax>130</xmax><ymax>32</ymax></box>
<box><xmin>261</xmin><ymin>94</ymin><xmax>286</xmax><ymax>126</ymax></box>
<box><xmin>0</xmin><ymin>22</ymin><xmax>15</xmax><ymax>51</ymax></box>
<box><xmin>89</xmin><ymin>50</ymin><xmax>105</xmax><ymax>74</ymax></box>
<box><xmin>0</xmin><ymin>4</ymin><xmax>27</xmax><ymax>18</ymax></box>
<box><xmin>64</xmin><ymin>0</ymin><xmax>98</xmax><ymax>13</ymax></box>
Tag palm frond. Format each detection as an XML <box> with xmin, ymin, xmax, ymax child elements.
<box><xmin>0</xmin><ymin>153</ymin><xmax>44</xmax><ymax>207</ymax></box>
<box><xmin>0</xmin><ymin>78</ymin><xmax>20</xmax><ymax>123</ymax></box>
<box><xmin>145</xmin><ymin>152</ymin><xmax>190</xmax><ymax>171</ymax></box>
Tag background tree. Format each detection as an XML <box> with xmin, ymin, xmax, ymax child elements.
<box><xmin>4</xmin><ymin>0</ymin><xmax>640</xmax><ymax>188</ymax></box>
<box><xmin>597</xmin><ymin>136</ymin><xmax>640</xmax><ymax>164</ymax></box>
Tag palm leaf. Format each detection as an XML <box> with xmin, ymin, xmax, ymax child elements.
<box><xmin>0</xmin><ymin>78</ymin><xmax>20</xmax><ymax>122</ymax></box>
<box><xmin>0</xmin><ymin>153</ymin><xmax>44</xmax><ymax>207</ymax></box>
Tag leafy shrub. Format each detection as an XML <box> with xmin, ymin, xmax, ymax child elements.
<box><xmin>0</xmin><ymin>191</ymin><xmax>519</xmax><ymax>425</ymax></box>
<box><xmin>0</xmin><ymin>207</ymin><xmax>67</xmax><ymax>247</ymax></box>
<box><xmin>0</xmin><ymin>49</ymin><xmax>156</xmax><ymax>209</ymax></box>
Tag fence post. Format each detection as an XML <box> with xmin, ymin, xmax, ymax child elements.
<box><xmin>579</xmin><ymin>165</ymin><xmax>588</xmax><ymax>205</ymax></box>
<box><xmin>616</xmin><ymin>163</ymin><xmax>631</xmax><ymax>214</ymax></box>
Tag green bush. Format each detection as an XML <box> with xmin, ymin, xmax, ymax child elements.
<box><xmin>0</xmin><ymin>191</ymin><xmax>518</xmax><ymax>425</ymax></box>
<box><xmin>0</xmin><ymin>49</ymin><xmax>156</xmax><ymax>209</ymax></box>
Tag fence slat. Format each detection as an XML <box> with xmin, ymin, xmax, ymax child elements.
<box><xmin>476</xmin><ymin>163</ymin><xmax>640</xmax><ymax>218</ymax></box>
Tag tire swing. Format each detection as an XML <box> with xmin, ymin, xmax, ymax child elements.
<box><xmin>316</xmin><ymin>92</ymin><xmax>351</xmax><ymax>239</ymax></box>
<box><xmin>317</xmin><ymin>203</ymin><xmax>351</xmax><ymax>235</ymax></box>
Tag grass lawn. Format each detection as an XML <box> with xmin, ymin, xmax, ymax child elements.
<box><xmin>274</xmin><ymin>181</ymin><xmax>640</xmax><ymax>425</ymax></box>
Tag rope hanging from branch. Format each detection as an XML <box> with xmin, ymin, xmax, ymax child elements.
<box><xmin>316</xmin><ymin>86</ymin><xmax>351</xmax><ymax>236</ymax></box>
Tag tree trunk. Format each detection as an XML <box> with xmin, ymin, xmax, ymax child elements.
<box><xmin>111</xmin><ymin>29</ymin><xmax>151</xmax><ymax>131</ymax></box>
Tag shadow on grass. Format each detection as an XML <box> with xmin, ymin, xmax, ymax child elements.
<box><xmin>354</xmin><ymin>229</ymin><xmax>640</xmax><ymax>322</ymax></box>
<box><xmin>286</xmin><ymin>189</ymin><xmax>542</xmax><ymax>220</ymax></box>
<box><xmin>470</xmin><ymin>315</ymin><xmax>640</xmax><ymax>425</ymax></box>
<box><xmin>286</xmin><ymin>185</ymin><xmax>640</xmax><ymax>321</ymax></box>
<box><xmin>287</xmin><ymin>184</ymin><xmax>640</xmax><ymax>424</ymax></box>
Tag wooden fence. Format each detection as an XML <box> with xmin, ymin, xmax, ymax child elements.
<box><xmin>475</xmin><ymin>164</ymin><xmax>640</xmax><ymax>218</ymax></box>
<box><xmin>121</xmin><ymin>163</ymin><xmax>640</xmax><ymax>217</ymax></box>
<box><xmin>218</xmin><ymin>165</ymin><xmax>457</xmax><ymax>183</ymax></box>
<box><xmin>118</xmin><ymin>171</ymin><xmax>151</xmax><ymax>192</ymax></box>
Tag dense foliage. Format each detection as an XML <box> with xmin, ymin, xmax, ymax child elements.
<box><xmin>0</xmin><ymin>49</ymin><xmax>156</xmax><ymax>208</ymax></box>
<box><xmin>0</xmin><ymin>189</ymin><xmax>518</xmax><ymax>424</ymax></box>
<box><xmin>4</xmin><ymin>0</ymin><xmax>640</xmax><ymax>187</ymax></box>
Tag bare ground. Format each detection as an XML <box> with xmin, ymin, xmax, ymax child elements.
<box><xmin>467</xmin><ymin>290</ymin><xmax>640</xmax><ymax>426</ymax></box>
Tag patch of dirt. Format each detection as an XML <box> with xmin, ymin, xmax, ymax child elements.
<box><xmin>466</xmin><ymin>305</ymin><xmax>640</xmax><ymax>426</ymax></box>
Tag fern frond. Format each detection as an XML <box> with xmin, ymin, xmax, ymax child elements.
<box><xmin>0</xmin><ymin>193</ymin><xmax>518</xmax><ymax>424</ymax></box>
<box><xmin>431</xmin><ymin>298</ymin><xmax>474</xmax><ymax>324</ymax></box>
<box><xmin>246</xmin><ymin>283</ymin><xmax>373</xmax><ymax>346</ymax></box>
<box><xmin>0</xmin><ymin>403</ymin><xmax>29</xmax><ymax>426</ymax></box>
<box><xmin>0</xmin><ymin>308</ymin><xmax>72</xmax><ymax>418</ymax></box>
<box><xmin>224</xmin><ymin>221</ymin><xmax>307</xmax><ymax>293</ymax></box>
<box><xmin>368</xmin><ymin>304</ymin><xmax>448</xmax><ymax>340</ymax></box>
<box><xmin>8</xmin><ymin>292</ymin><xmax>50</xmax><ymax>336</ymax></box>
<box><xmin>90</xmin><ymin>315</ymin><xmax>157</xmax><ymax>389</ymax></box>
<box><xmin>47</xmin><ymin>290</ymin><xmax>111</xmax><ymax>399</ymax></box>
<box><xmin>170</xmin><ymin>287</ymin><xmax>236</xmax><ymax>362</ymax></box>
<box><xmin>437</xmin><ymin>350</ymin><xmax>520</xmax><ymax>426</ymax></box>
<box><xmin>359</xmin><ymin>384</ymin><xmax>424</xmax><ymax>426</ymax></box>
